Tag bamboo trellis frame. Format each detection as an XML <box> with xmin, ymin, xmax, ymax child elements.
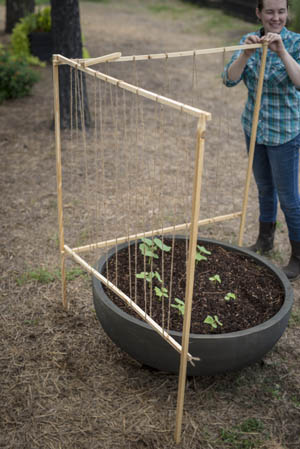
<box><xmin>53</xmin><ymin>42</ymin><xmax>268</xmax><ymax>444</ymax></box>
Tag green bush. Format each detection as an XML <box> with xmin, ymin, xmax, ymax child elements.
<box><xmin>11</xmin><ymin>6</ymin><xmax>90</xmax><ymax>64</ymax></box>
<box><xmin>11</xmin><ymin>7</ymin><xmax>51</xmax><ymax>66</ymax></box>
<box><xmin>0</xmin><ymin>49</ymin><xmax>39</xmax><ymax>103</ymax></box>
<box><xmin>290</xmin><ymin>0</ymin><xmax>300</xmax><ymax>32</ymax></box>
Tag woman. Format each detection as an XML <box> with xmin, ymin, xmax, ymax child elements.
<box><xmin>223</xmin><ymin>0</ymin><xmax>300</xmax><ymax>280</ymax></box>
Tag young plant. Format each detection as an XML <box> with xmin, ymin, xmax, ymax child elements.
<box><xmin>195</xmin><ymin>245</ymin><xmax>211</xmax><ymax>262</ymax></box>
<box><xmin>204</xmin><ymin>314</ymin><xmax>223</xmax><ymax>329</ymax></box>
<box><xmin>153</xmin><ymin>237</ymin><xmax>171</xmax><ymax>252</ymax></box>
<box><xmin>139</xmin><ymin>237</ymin><xmax>159</xmax><ymax>260</ymax></box>
<box><xmin>209</xmin><ymin>274</ymin><xmax>221</xmax><ymax>283</ymax></box>
<box><xmin>171</xmin><ymin>298</ymin><xmax>185</xmax><ymax>316</ymax></box>
<box><xmin>225</xmin><ymin>292</ymin><xmax>236</xmax><ymax>301</ymax></box>
<box><xmin>136</xmin><ymin>270</ymin><xmax>162</xmax><ymax>283</ymax></box>
<box><xmin>136</xmin><ymin>271</ymin><xmax>155</xmax><ymax>282</ymax></box>
<box><xmin>139</xmin><ymin>236</ymin><xmax>171</xmax><ymax>262</ymax></box>
<box><xmin>154</xmin><ymin>286</ymin><xmax>168</xmax><ymax>300</ymax></box>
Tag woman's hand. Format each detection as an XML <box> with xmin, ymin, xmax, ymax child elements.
<box><xmin>244</xmin><ymin>34</ymin><xmax>261</xmax><ymax>57</ymax></box>
<box><xmin>260</xmin><ymin>32</ymin><xmax>285</xmax><ymax>57</ymax></box>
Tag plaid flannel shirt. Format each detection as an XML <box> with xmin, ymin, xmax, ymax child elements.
<box><xmin>223</xmin><ymin>27</ymin><xmax>300</xmax><ymax>145</ymax></box>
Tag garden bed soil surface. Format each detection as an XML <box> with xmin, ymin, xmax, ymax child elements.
<box><xmin>104</xmin><ymin>238</ymin><xmax>284</xmax><ymax>334</ymax></box>
<box><xmin>1</xmin><ymin>1</ymin><xmax>300</xmax><ymax>449</ymax></box>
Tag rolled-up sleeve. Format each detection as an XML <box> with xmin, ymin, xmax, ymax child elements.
<box><xmin>222</xmin><ymin>35</ymin><xmax>249</xmax><ymax>87</ymax></box>
<box><xmin>222</xmin><ymin>49</ymin><xmax>243</xmax><ymax>87</ymax></box>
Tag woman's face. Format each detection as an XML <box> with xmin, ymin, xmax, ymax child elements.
<box><xmin>256</xmin><ymin>0</ymin><xmax>288</xmax><ymax>34</ymax></box>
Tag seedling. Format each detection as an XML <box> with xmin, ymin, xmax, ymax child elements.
<box><xmin>171</xmin><ymin>298</ymin><xmax>185</xmax><ymax>316</ymax></box>
<box><xmin>195</xmin><ymin>245</ymin><xmax>211</xmax><ymax>262</ymax></box>
<box><xmin>139</xmin><ymin>236</ymin><xmax>171</xmax><ymax>262</ymax></box>
<box><xmin>136</xmin><ymin>271</ymin><xmax>161</xmax><ymax>283</ymax></box>
<box><xmin>225</xmin><ymin>292</ymin><xmax>236</xmax><ymax>301</ymax></box>
<box><xmin>155</xmin><ymin>286</ymin><xmax>168</xmax><ymax>300</ymax></box>
<box><xmin>204</xmin><ymin>314</ymin><xmax>223</xmax><ymax>329</ymax></box>
<box><xmin>139</xmin><ymin>237</ymin><xmax>159</xmax><ymax>260</ymax></box>
<box><xmin>209</xmin><ymin>274</ymin><xmax>221</xmax><ymax>283</ymax></box>
<box><xmin>153</xmin><ymin>237</ymin><xmax>171</xmax><ymax>252</ymax></box>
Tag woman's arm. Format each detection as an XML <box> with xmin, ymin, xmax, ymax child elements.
<box><xmin>261</xmin><ymin>32</ymin><xmax>300</xmax><ymax>88</ymax></box>
<box><xmin>227</xmin><ymin>34</ymin><xmax>261</xmax><ymax>82</ymax></box>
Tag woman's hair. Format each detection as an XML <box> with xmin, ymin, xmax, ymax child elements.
<box><xmin>257</xmin><ymin>0</ymin><xmax>290</xmax><ymax>11</ymax></box>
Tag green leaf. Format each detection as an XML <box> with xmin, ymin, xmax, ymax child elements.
<box><xmin>174</xmin><ymin>298</ymin><xmax>185</xmax><ymax>306</ymax></box>
<box><xmin>214</xmin><ymin>315</ymin><xmax>223</xmax><ymax>326</ymax></box>
<box><xmin>136</xmin><ymin>271</ymin><xmax>156</xmax><ymax>282</ymax></box>
<box><xmin>171</xmin><ymin>298</ymin><xmax>185</xmax><ymax>316</ymax></box>
<box><xmin>154</xmin><ymin>286</ymin><xmax>168</xmax><ymax>299</ymax></box>
<box><xmin>139</xmin><ymin>243</ymin><xmax>158</xmax><ymax>259</ymax></box>
<box><xmin>154</xmin><ymin>271</ymin><xmax>162</xmax><ymax>283</ymax></box>
<box><xmin>195</xmin><ymin>252</ymin><xmax>207</xmax><ymax>262</ymax></box>
<box><xmin>153</xmin><ymin>237</ymin><xmax>171</xmax><ymax>252</ymax></box>
<box><xmin>197</xmin><ymin>245</ymin><xmax>211</xmax><ymax>255</ymax></box>
<box><xmin>204</xmin><ymin>315</ymin><xmax>217</xmax><ymax>328</ymax></box>
<box><xmin>209</xmin><ymin>274</ymin><xmax>221</xmax><ymax>283</ymax></box>
<box><xmin>140</xmin><ymin>237</ymin><xmax>154</xmax><ymax>246</ymax></box>
<box><xmin>225</xmin><ymin>292</ymin><xmax>236</xmax><ymax>301</ymax></box>
<box><xmin>204</xmin><ymin>314</ymin><xmax>222</xmax><ymax>329</ymax></box>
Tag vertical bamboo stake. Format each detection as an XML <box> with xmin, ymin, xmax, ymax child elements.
<box><xmin>53</xmin><ymin>55</ymin><xmax>67</xmax><ymax>309</ymax></box>
<box><xmin>238</xmin><ymin>42</ymin><xmax>268</xmax><ymax>246</ymax></box>
<box><xmin>174</xmin><ymin>115</ymin><xmax>206</xmax><ymax>444</ymax></box>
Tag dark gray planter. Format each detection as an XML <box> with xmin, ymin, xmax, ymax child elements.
<box><xmin>92</xmin><ymin>237</ymin><xmax>293</xmax><ymax>376</ymax></box>
<box><xmin>29</xmin><ymin>31</ymin><xmax>53</xmax><ymax>62</ymax></box>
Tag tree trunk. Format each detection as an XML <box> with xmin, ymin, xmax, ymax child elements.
<box><xmin>51</xmin><ymin>0</ymin><xmax>91</xmax><ymax>129</ymax></box>
<box><xmin>5</xmin><ymin>0</ymin><xmax>35</xmax><ymax>33</ymax></box>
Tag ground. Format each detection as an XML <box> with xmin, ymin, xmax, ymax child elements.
<box><xmin>0</xmin><ymin>1</ymin><xmax>300</xmax><ymax>448</ymax></box>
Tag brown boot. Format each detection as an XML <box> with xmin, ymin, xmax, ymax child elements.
<box><xmin>247</xmin><ymin>222</ymin><xmax>276</xmax><ymax>254</ymax></box>
<box><xmin>282</xmin><ymin>240</ymin><xmax>300</xmax><ymax>281</ymax></box>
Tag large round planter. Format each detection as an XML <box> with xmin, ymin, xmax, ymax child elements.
<box><xmin>92</xmin><ymin>237</ymin><xmax>293</xmax><ymax>376</ymax></box>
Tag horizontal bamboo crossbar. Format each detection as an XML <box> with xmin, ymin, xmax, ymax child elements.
<box><xmin>77</xmin><ymin>52</ymin><xmax>122</xmax><ymax>67</ymax></box>
<box><xmin>89</xmin><ymin>44</ymin><xmax>263</xmax><ymax>63</ymax></box>
<box><xmin>52</xmin><ymin>54</ymin><xmax>211</xmax><ymax>119</ymax></box>
<box><xmin>71</xmin><ymin>211</ymin><xmax>242</xmax><ymax>254</ymax></box>
<box><xmin>64</xmin><ymin>244</ymin><xmax>197</xmax><ymax>365</ymax></box>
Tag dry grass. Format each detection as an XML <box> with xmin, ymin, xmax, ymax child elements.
<box><xmin>1</xmin><ymin>1</ymin><xmax>300</xmax><ymax>448</ymax></box>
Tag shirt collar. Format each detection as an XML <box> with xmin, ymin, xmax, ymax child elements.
<box><xmin>260</xmin><ymin>26</ymin><xmax>288</xmax><ymax>38</ymax></box>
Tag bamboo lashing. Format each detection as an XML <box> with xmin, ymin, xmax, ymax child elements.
<box><xmin>77</xmin><ymin>52</ymin><xmax>122</xmax><ymax>67</ymax></box>
<box><xmin>238</xmin><ymin>42</ymin><xmax>268</xmax><ymax>246</ymax></box>
<box><xmin>63</xmin><ymin>244</ymin><xmax>198</xmax><ymax>365</ymax></box>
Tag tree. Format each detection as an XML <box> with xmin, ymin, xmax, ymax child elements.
<box><xmin>51</xmin><ymin>0</ymin><xmax>91</xmax><ymax>129</ymax></box>
<box><xmin>5</xmin><ymin>0</ymin><xmax>35</xmax><ymax>33</ymax></box>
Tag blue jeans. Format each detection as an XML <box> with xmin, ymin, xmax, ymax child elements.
<box><xmin>245</xmin><ymin>133</ymin><xmax>300</xmax><ymax>242</ymax></box>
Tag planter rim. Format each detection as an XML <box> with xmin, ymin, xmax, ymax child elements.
<box><xmin>94</xmin><ymin>236</ymin><xmax>293</xmax><ymax>339</ymax></box>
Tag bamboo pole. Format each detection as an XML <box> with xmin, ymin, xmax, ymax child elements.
<box><xmin>53</xmin><ymin>54</ymin><xmax>211</xmax><ymax>120</ymax></box>
<box><xmin>71</xmin><ymin>211</ymin><xmax>242</xmax><ymax>254</ymax></box>
<box><xmin>53</xmin><ymin>55</ymin><xmax>67</xmax><ymax>309</ymax></box>
<box><xmin>63</xmin><ymin>245</ymin><xmax>197</xmax><ymax>364</ymax></box>
<box><xmin>174</xmin><ymin>115</ymin><xmax>207</xmax><ymax>444</ymax></box>
<box><xmin>238</xmin><ymin>42</ymin><xmax>268</xmax><ymax>246</ymax></box>
<box><xmin>77</xmin><ymin>52</ymin><xmax>122</xmax><ymax>67</ymax></box>
<box><xmin>112</xmin><ymin>43</ymin><xmax>263</xmax><ymax>63</ymax></box>
<box><xmin>69</xmin><ymin>44</ymin><xmax>263</xmax><ymax>66</ymax></box>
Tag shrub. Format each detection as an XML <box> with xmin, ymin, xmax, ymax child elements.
<box><xmin>291</xmin><ymin>0</ymin><xmax>300</xmax><ymax>32</ymax></box>
<box><xmin>10</xmin><ymin>6</ymin><xmax>90</xmax><ymax>64</ymax></box>
<box><xmin>11</xmin><ymin>7</ymin><xmax>51</xmax><ymax>66</ymax></box>
<box><xmin>0</xmin><ymin>49</ymin><xmax>39</xmax><ymax>103</ymax></box>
